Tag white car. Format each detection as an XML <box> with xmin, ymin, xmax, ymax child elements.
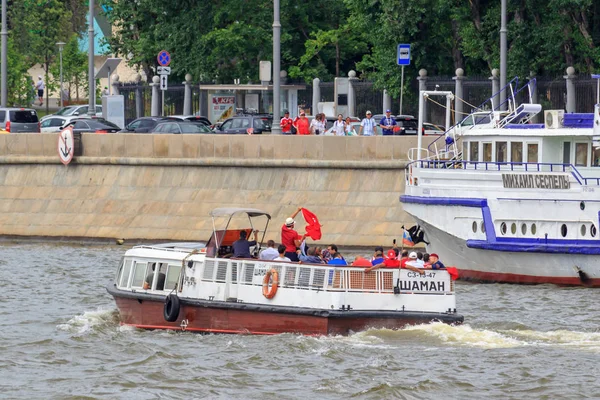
<box><xmin>40</xmin><ymin>105</ymin><xmax>103</xmax><ymax>122</ymax></box>
<box><xmin>40</xmin><ymin>116</ymin><xmax>89</xmax><ymax>133</ymax></box>
<box><xmin>422</xmin><ymin>122</ymin><xmax>446</xmax><ymax>135</ymax></box>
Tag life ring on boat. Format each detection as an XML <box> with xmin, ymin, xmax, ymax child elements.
<box><xmin>164</xmin><ymin>293</ymin><xmax>180</xmax><ymax>322</ymax></box>
<box><xmin>262</xmin><ymin>269</ymin><xmax>279</xmax><ymax>299</ymax></box>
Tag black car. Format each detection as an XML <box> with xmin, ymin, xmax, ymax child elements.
<box><xmin>64</xmin><ymin>118</ymin><xmax>121</xmax><ymax>134</ymax></box>
<box><xmin>120</xmin><ymin>117</ymin><xmax>171</xmax><ymax>133</ymax></box>
<box><xmin>153</xmin><ymin>121</ymin><xmax>213</xmax><ymax>134</ymax></box>
<box><xmin>168</xmin><ymin>115</ymin><xmax>212</xmax><ymax>126</ymax></box>
<box><xmin>215</xmin><ymin>115</ymin><xmax>272</xmax><ymax>134</ymax></box>
<box><xmin>395</xmin><ymin>115</ymin><xmax>418</xmax><ymax>135</ymax></box>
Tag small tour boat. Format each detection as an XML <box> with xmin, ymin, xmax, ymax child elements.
<box><xmin>107</xmin><ymin>207</ymin><xmax>463</xmax><ymax>335</ymax></box>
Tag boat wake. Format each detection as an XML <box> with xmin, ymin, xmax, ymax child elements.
<box><xmin>56</xmin><ymin>307</ymin><xmax>121</xmax><ymax>335</ymax></box>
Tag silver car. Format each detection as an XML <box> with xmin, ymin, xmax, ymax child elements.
<box><xmin>0</xmin><ymin>108</ymin><xmax>40</xmax><ymax>133</ymax></box>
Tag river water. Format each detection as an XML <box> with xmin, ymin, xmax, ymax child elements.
<box><xmin>1</xmin><ymin>242</ymin><xmax>599</xmax><ymax>399</ymax></box>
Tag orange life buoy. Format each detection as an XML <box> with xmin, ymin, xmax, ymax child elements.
<box><xmin>262</xmin><ymin>269</ymin><xmax>279</xmax><ymax>299</ymax></box>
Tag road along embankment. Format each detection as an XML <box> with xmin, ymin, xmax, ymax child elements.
<box><xmin>0</xmin><ymin>133</ymin><xmax>436</xmax><ymax>247</ymax></box>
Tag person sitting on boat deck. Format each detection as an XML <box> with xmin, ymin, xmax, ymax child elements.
<box><xmin>328</xmin><ymin>252</ymin><xmax>348</xmax><ymax>266</ymax></box>
<box><xmin>429</xmin><ymin>253</ymin><xmax>446</xmax><ymax>270</ymax></box>
<box><xmin>371</xmin><ymin>246</ymin><xmax>384</xmax><ymax>266</ymax></box>
<box><xmin>405</xmin><ymin>251</ymin><xmax>426</xmax><ymax>268</ymax></box>
<box><xmin>143</xmin><ymin>264</ymin><xmax>166</xmax><ymax>290</ymax></box>
<box><xmin>281</xmin><ymin>207</ymin><xmax>307</xmax><ymax>262</ymax></box>
<box><xmin>259</xmin><ymin>240</ymin><xmax>279</xmax><ymax>260</ymax></box>
<box><xmin>274</xmin><ymin>244</ymin><xmax>291</xmax><ymax>262</ymax></box>
<box><xmin>327</xmin><ymin>244</ymin><xmax>344</xmax><ymax>261</ymax></box>
<box><xmin>422</xmin><ymin>253</ymin><xmax>431</xmax><ymax>268</ymax></box>
<box><xmin>298</xmin><ymin>246</ymin><xmax>324</xmax><ymax>264</ymax></box>
<box><xmin>233</xmin><ymin>230</ymin><xmax>259</xmax><ymax>258</ymax></box>
<box><xmin>320</xmin><ymin>249</ymin><xmax>332</xmax><ymax>262</ymax></box>
<box><xmin>366</xmin><ymin>250</ymin><xmax>424</xmax><ymax>274</ymax></box>
<box><xmin>352</xmin><ymin>256</ymin><xmax>372</xmax><ymax>267</ymax></box>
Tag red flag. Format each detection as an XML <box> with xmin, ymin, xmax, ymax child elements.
<box><xmin>301</xmin><ymin>208</ymin><xmax>322</xmax><ymax>240</ymax></box>
<box><xmin>446</xmin><ymin>267</ymin><xmax>459</xmax><ymax>281</ymax></box>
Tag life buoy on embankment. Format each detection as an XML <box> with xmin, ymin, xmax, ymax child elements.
<box><xmin>262</xmin><ymin>269</ymin><xmax>279</xmax><ymax>299</ymax></box>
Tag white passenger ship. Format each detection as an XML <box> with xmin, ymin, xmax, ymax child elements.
<box><xmin>401</xmin><ymin>78</ymin><xmax>600</xmax><ymax>286</ymax></box>
<box><xmin>107</xmin><ymin>208</ymin><xmax>463</xmax><ymax>335</ymax></box>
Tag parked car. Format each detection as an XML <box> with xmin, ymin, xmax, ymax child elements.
<box><xmin>119</xmin><ymin>117</ymin><xmax>172</xmax><ymax>133</ymax></box>
<box><xmin>63</xmin><ymin>118</ymin><xmax>121</xmax><ymax>134</ymax></box>
<box><xmin>40</xmin><ymin>105</ymin><xmax>102</xmax><ymax>122</ymax></box>
<box><xmin>422</xmin><ymin>122</ymin><xmax>446</xmax><ymax>135</ymax></box>
<box><xmin>0</xmin><ymin>108</ymin><xmax>40</xmax><ymax>133</ymax></box>
<box><xmin>215</xmin><ymin>115</ymin><xmax>272</xmax><ymax>134</ymax></box>
<box><xmin>395</xmin><ymin>115</ymin><xmax>418</xmax><ymax>135</ymax></box>
<box><xmin>153</xmin><ymin>121</ymin><xmax>214</xmax><ymax>134</ymax></box>
<box><xmin>40</xmin><ymin>115</ymin><xmax>86</xmax><ymax>133</ymax></box>
<box><xmin>167</xmin><ymin>115</ymin><xmax>212</xmax><ymax>126</ymax></box>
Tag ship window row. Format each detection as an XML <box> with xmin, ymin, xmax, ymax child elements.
<box><xmin>492</xmin><ymin>222</ymin><xmax>597</xmax><ymax>238</ymax></box>
<box><xmin>116</xmin><ymin>259</ymin><xmax>181</xmax><ymax>291</ymax></box>
<box><xmin>464</xmin><ymin>141</ymin><xmax>539</xmax><ymax>163</ymax></box>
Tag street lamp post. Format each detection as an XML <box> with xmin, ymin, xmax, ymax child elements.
<box><xmin>56</xmin><ymin>42</ymin><xmax>65</xmax><ymax>108</ymax></box>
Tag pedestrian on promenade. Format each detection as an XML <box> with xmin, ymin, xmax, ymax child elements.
<box><xmin>359</xmin><ymin>110</ymin><xmax>377</xmax><ymax>136</ymax></box>
<box><xmin>35</xmin><ymin>76</ymin><xmax>44</xmax><ymax>106</ymax></box>
<box><xmin>333</xmin><ymin>114</ymin><xmax>345</xmax><ymax>136</ymax></box>
<box><xmin>294</xmin><ymin>111</ymin><xmax>311</xmax><ymax>135</ymax></box>
<box><xmin>280</xmin><ymin>110</ymin><xmax>294</xmax><ymax>135</ymax></box>
<box><xmin>379</xmin><ymin>109</ymin><xmax>397</xmax><ymax>136</ymax></box>
<box><xmin>344</xmin><ymin>116</ymin><xmax>356</xmax><ymax>136</ymax></box>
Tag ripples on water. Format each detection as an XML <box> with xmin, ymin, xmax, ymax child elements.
<box><xmin>1</xmin><ymin>242</ymin><xmax>599</xmax><ymax>399</ymax></box>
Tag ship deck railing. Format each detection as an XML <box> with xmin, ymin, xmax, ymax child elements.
<box><xmin>200</xmin><ymin>258</ymin><xmax>455</xmax><ymax>295</ymax></box>
<box><xmin>407</xmin><ymin>159</ymin><xmax>600</xmax><ymax>186</ymax></box>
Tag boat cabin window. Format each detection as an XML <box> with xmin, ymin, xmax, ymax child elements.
<box><xmin>575</xmin><ymin>143</ymin><xmax>588</xmax><ymax>166</ymax></box>
<box><xmin>527</xmin><ymin>143</ymin><xmax>538</xmax><ymax>163</ymax></box>
<box><xmin>563</xmin><ymin>142</ymin><xmax>571</xmax><ymax>164</ymax></box>
<box><xmin>594</xmin><ymin>148</ymin><xmax>600</xmax><ymax>166</ymax></box>
<box><xmin>462</xmin><ymin>141</ymin><xmax>467</xmax><ymax>159</ymax></box>
<box><xmin>469</xmin><ymin>141</ymin><xmax>479</xmax><ymax>161</ymax></box>
<box><xmin>117</xmin><ymin>259</ymin><xmax>133</xmax><ymax>287</ymax></box>
<box><xmin>511</xmin><ymin>142</ymin><xmax>523</xmax><ymax>163</ymax></box>
<box><xmin>145</xmin><ymin>262</ymin><xmax>167</xmax><ymax>290</ymax></box>
<box><xmin>483</xmin><ymin>143</ymin><xmax>492</xmax><ymax>162</ymax></box>
<box><xmin>496</xmin><ymin>142</ymin><xmax>507</xmax><ymax>163</ymax></box>
<box><xmin>131</xmin><ymin>261</ymin><xmax>148</xmax><ymax>288</ymax></box>
<box><xmin>165</xmin><ymin>264</ymin><xmax>181</xmax><ymax>290</ymax></box>
<box><xmin>462</xmin><ymin>113</ymin><xmax>492</xmax><ymax>127</ymax></box>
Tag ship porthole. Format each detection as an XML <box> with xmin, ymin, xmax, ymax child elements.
<box><xmin>521</xmin><ymin>223</ymin><xmax>527</xmax><ymax>235</ymax></box>
<box><xmin>531</xmin><ymin>223</ymin><xmax>537</xmax><ymax>235</ymax></box>
<box><xmin>580</xmin><ymin>201</ymin><xmax>585</xmax><ymax>210</ymax></box>
<box><xmin>500</xmin><ymin>222</ymin><xmax>507</xmax><ymax>235</ymax></box>
<box><xmin>581</xmin><ymin>224</ymin><xmax>587</xmax><ymax>237</ymax></box>
<box><xmin>481</xmin><ymin>222</ymin><xmax>486</xmax><ymax>233</ymax></box>
<box><xmin>472</xmin><ymin>221</ymin><xmax>477</xmax><ymax>233</ymax></box>
<box><xmin>511</xmin><ymin>223</ymin><xmax>517</xmax><ymax>234</ymax></box>
<box><xmin>560</xmin><ymin>224</ymin><xmax>568</xmax><ymax>238</ymax></box>
<box><xmin>591</xmin><ymin>224</ymin><xmax>597</xmax><ymax>237</ymax></box>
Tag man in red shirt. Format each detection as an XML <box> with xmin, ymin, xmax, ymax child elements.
<box><xmin>281</xmin><ymin>207</ymin><xmax>306</xmax><ymax>261</ymax></box>
<box><xmin>294</xmin><ymin>112</ymin><xmax>310</xmax><ymax>135</ymax></box>
<box><xmin>280</xmin><ymin>111</ymin><xmax>293</xmax><ymax>134</ymax></box>
<box><xmin>365</xmin><ymin>249</ymin><xmax>424</xmax><ymax>274</ymax></box>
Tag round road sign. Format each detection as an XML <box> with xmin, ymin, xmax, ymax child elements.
<box><xmin>58</xmin><ymin>126</ymin><xmax>74</xmax><ymax>165</ymax></box>
<box><xmin>157</xmin><ymin>50</ymin><xmax>171</xmax><ymax>66</ymax></box>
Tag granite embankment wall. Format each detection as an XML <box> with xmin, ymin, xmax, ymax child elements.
<box><xmin>0</xmin><ymin>134</ymin><xmax>436</xmax><ymax>246</ymax></box>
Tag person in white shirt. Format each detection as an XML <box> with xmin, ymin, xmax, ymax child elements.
<box><xmin>273</xmin><ymin>244</ymin><xmax>291</xmax><ymax>262</ymax></box>
<box><xmin>406</xmin><ymin>251</ymin><xmax>425</xmax><ymax>268</ymax></box>
<box><xmin>359</xmin><ymin>110</ymin><xmax>377</xmax><ymax>136</ymax></box>
<box><xmin>259</xmin><ymin>240</ymin><xmax>279</xmax><ymax>260</ymax></box>
<box><xmin>333</xmin><ymin>114</ymin><xmax>345</xmax><ymax>136</ymax></box>
<box><xmin>35</xmin><ymin>76</ymin><xmax>44</xmax><ymax>106</ymax></box>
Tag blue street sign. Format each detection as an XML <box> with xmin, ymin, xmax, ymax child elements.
<box><xmin>157</xmin><ymin>50</ymin><xmax>171</xmax><ymax>67</ymax></box>
<box><xmin>397</xmin><ymin>44</ymin><xmax>411</xmax><ymax>66</ymax></box>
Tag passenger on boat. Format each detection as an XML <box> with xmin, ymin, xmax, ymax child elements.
<box><xmin>430</xmin><ymin>253</ymin><xmax>446</xmax><ymax>270</ymax></box>
<box><xmin>281</xmin><ymin>207</ymin><xmax>307</xmax><ymax>262</ymax></box>
<box><xmin>328</xmin><ymin>252</ymin><xmax>348</xmax><ymax>266</ymax></box>
<box><xmin>320</xmin><ymin>249</ymin><xmax>332</xmax><ymax>262</ymax></box>
<box><xmin>143</xmin><ymin>264</ymin><xmax>166</xmax><ymax>290</ymax></box>
<box><xmin>422</xmin><ymin>253</ymin><xmax>431</xmax><ymax>268</ymax></box>
<box><xmin>259</xmin><ymin>240</ymin><xmax>279</xmax><ymax>260</ymax></box>
<box><xmin>352</xmin><ymin>256</ymin><xmax>373</xmax><ymax>267</ymax></box>
<box><xmin>366</xmin><ymin>250</ymin><xmax>424</xmax><ymax>274</ymax></box>
<box><xmin>405</xmin><ymin>251</ymin><xmax>424</xmax><ymax>268</ymax></box>
<box><xmin>327</xmin><ymin>244</ymin><xmax>344</xmax><ymax>261</ymax></box>
<box><xmin>233</xmin><ymin>230</ymin><xmax>259</xmax><ymax>258</ymax></box>
<box><xmin>370</xmin><ymin>246</ymin><xmax>384</xmax><ymax>266</ymax></box>
<box><xmin>298</xmin><ymin>247</ymin><xmax>324</xmax><ymax>264</ymax></box>
<box><xmin>274</xmin><ymin>245</ymin><xmax>291</xmax><ymax>261</ymax></box>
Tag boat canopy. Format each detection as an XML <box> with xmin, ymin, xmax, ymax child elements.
<box><xmin>209</xmin><ymin>207</ymin><xmax>271</xmax><ymax>220</ymax></box>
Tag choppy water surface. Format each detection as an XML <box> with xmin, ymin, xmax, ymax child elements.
<box><xmin>1</xmin><ymin>242</ymin><xmax>599</xmax><ymax>399</ymax></box>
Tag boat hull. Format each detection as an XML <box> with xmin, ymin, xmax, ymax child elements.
<box><xmin>108</xmin><ymin>286</ymin><xmax>463</xmax><ymax>335</ymax></box>
<box><xmin>414</xmin><ymin>219</ymin><xmax>600</xmax><ymax>287</ymax></box>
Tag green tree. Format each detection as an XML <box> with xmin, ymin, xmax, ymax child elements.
<box><xmin>49</xmin><ymin>35</ymin><xmax>88</xmax><ymax>104</ymax></box>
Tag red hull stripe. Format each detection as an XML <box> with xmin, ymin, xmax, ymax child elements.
<box><xmin>459</xmin><ymin>269</ymin><xmax>600</xmax><ymax>287</ymax></box>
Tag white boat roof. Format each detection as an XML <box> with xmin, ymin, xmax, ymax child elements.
<box><xmin>462</xmin><ymin>127</ymin><xmax>593</xmax><ymax>138</ymax></box>
<box><xmin>209</xmin><ymin>207</ymin><xmax>271</xmax><ymax>219</ymax></box>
